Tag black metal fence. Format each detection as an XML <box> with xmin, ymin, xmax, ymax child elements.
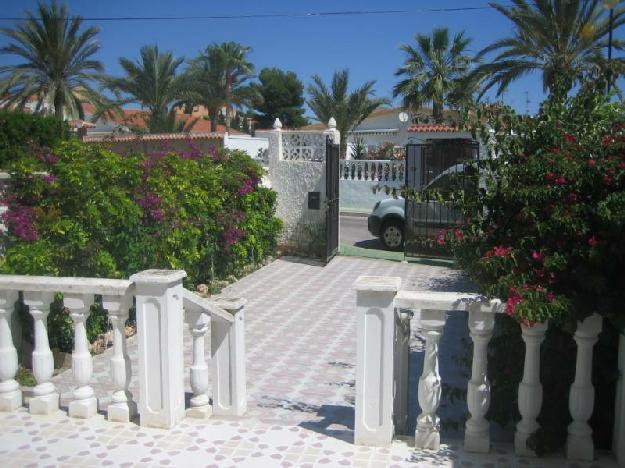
<box><xmin>404</xmin><ymin>140</ymin><xmax>480</xmax><ymax>257</ymax></box>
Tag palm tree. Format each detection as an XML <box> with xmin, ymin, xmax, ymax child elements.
<box><xmin>103</xmin><ymin>45</ymin><xmax>185</xmax><ymax>133</ymax></box>
<box><xmin>308</xmin><ymin>69</ymin><xmax>387</xmax><ymax>158</ymax></box>
<box><xmin>0</xmin><ymin>0</ymin><xmax>109</xmax><ymax>120</ymax></box>
<box><xmin>393</xmin><ymin>27</ymin><xmax>475</xmax><ymax>124</ymax></box>
<box><xmin>474</xmin><ymin>0</ymin><xmax>625</xmax><ymax>98</ymax></box>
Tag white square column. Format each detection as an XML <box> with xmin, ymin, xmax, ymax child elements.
<box><xmin>353</xmin><ymin>275</ymin><xmax>401</xmax><ymax>446</ymax></box>
<box><xmin>130</xmin><ymin>270</ymin><xmax>186</xmax><ymax>429</ymax></box>
<box><xmin>211</xmin><ymin>298</ymin><xmax>247</xmax><ymax>417</ymax></box>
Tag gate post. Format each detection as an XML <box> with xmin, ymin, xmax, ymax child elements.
<box><xmin>354</xmin><ymin>275</ymin><xmax>401</xmax><ymax>446</ymax></box>
<box><xmin>323</xmin><ymin>117</ymin><xmax>340</xmax><ymax>146</ymax></box>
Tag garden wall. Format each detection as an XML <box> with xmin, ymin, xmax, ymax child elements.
<box><xmin>257</xmin><ymin>124</ymin><xmax>339</xmax><ymax>257</ymax></box>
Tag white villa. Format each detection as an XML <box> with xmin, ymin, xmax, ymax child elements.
<box><xmin>304</xmin><ymin>107</ymin><xmax>474</xmax><ymax>159</ymax></box>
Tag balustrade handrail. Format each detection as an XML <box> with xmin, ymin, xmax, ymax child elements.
<box><xmin>0</xmin><ymin>274</ymin><xmax>132</xmax><ymax>295</ymax></box>
<box><xmin>182</xmin><ymin>288</ymin><xmax>235</xmax><ymax>323</ymax></box>
<box><xmin>393</xmin><ymin>290</ymin><xmax>504</xmax><ymax>313</ymax></box>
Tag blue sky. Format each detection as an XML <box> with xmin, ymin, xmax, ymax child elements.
<box><xmin>1</xmin><ymin>0</ymin><xmax>623</xmax><ymax>119</ymax></box>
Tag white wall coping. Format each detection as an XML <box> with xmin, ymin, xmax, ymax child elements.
<box><xmin>0</xmin><ymin>274</ymin><xmax>133</xmax><ymax>296</ymax></box>
<box><xmin>182</xmin><ymin>288</ymin><xmax>234</xmax><ymax>323</ymax></box>
<box><xmin>394</xmin><ymin>290</ymin><xmax>504</xmax><ymax>313</ymax></box>
<box><xmin>353</xmin><ymin>276</ymin><xmax>401</xmax><ymax>292</ymax></box>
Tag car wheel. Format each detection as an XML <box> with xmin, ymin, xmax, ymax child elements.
<box><xmin>381</xmin><ymin>219</ymin><xmax>404</xmax><ymax>250</ymax></box>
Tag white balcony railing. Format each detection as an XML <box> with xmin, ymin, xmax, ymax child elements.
<box><xmin>0</xmin><ymin>270</ymin><xmax>246</xmax><ymax>429</ymax></box>
<box><xmin>340</xmin><ymin>159</ymin><xmax>405</xmax><ymax>183</ymax></box>
<box><xmin>353</xmin><ymin>275</ymin><xmax>624</xmax><ymax>464</ymax></box>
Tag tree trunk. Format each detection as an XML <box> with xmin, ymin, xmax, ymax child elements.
<box><xmin>54</xmin><ymin>94</ymin><xmax>64</xmax><ymax>120</ymax></box>
<box><xmin>209</xmin><ymin>110</ymin><xmax>218</xmax><ymax>133</ymax></box>
<box><xmin>433</xmin><ymin>100</ymin><xmax>443</xmax><ymax>124</ymax></box>
<box><xmin>340</xmin><ymin>135</ymin><xmax>348</xmax><ymax>159</ymax></box>
<box><xmin>225</xmin><ymin>73</ymin><xmax>232</xmax><ymax>133</ymax></box>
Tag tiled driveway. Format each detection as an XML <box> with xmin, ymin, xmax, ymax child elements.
<box><xmin>0</xmin><ymin>256</ymin><xmax>618</xmax><ymax>467</ymax></box>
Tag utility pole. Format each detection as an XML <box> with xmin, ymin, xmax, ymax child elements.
<box><xmin>525</xmin><ymin>91</ymin><xmax>531</xmax><ymax>115</ymax></box>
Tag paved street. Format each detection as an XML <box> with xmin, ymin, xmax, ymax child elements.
<box><xmin>339</xmin><ymin>214</ymin><xmax>384</xmax><ymax>250</ymax></box>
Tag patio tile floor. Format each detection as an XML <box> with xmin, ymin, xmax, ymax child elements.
<box><xmin>0</xmin><ymin>256</ymin><xmax>618</xmax><ymax>467</ymax></box>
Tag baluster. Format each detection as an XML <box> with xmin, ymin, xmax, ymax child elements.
<box><xmin>357</xmin><ymin>162</ymin><xmax>362</xmax><ymax>180</ymax></box>
<box><xmin>515</xmin><ymin>321</ymin><xmax>548</xmax><ymax>456</ymax></box>
<box><xmin>415</xmin><ymin>309</ymin><xmax>446</xmax><ymax>450</ymax></box>
<box><xmin>23</xmin><ymin>291</ymin><xmax>58</xmax><ymax>414</ymax></box>
<box><xmin>364</xmin><ymin>161</ymin><xmax>369</xmax><ymax>181</ymax></box>
<box><xmin>103</xmin><ymin>292</ymin><xmax>136</xmax><ymax>422</ymax></box>
<box><xmin>350</xmin><ymin>162</ymin><xmax>355</xmax><ymax>180</ymax></box>
<box><xmin>187</xmin><ymin>311</ymin><xmax>211</xmax><ymax>418</ymax></box>
<box><xmin>464</xmin><ymin>308</ymin><xmax>495</xmax><ymax>453</ymax></box>
<box><xmin>566</xmin><ymin>314</ymin><xmax>602</xmax><ymax>461</ymax></box>
<box><xmin>0</xmin><ymin>290</ymin><xmax>21</xmax><ymax>411</ymax></box>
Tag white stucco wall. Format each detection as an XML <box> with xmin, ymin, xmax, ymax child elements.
<box><xmin>339</xmin><ymin>179</ymin><xmax>403</xmax><ymax>213</ymax></box>
<box><xmin>223</xmin><ymin>133</ymin><xmax>268</xmax><ymax>159</ymax></box>
<box><xmin>260</xmin><ymin>127</ymin><xmax>338</xmax><ymax>257</ymax></box>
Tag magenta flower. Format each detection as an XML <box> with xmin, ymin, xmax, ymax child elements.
<box><xmin>531</xmin><ymin>251</ymin><xmax>545</xmax><ymax>262</ymax></box>
<box><xmin>42</xmin><ymin>174</ymin><xmax>57</xmax><ymax>184</ymax></box>
<box><xmin>1</xmin><ymin>204</ymin><xmax>38</xmax><ymax>241</ymax></box>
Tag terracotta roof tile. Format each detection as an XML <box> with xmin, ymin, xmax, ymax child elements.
<box><xmin>406</xmin><ymin>124</ymin><xmax>458</xmax><ymax>132</ymax></box>
<box><xmin>83</xmin><ymin>132</ymin><xmax>223</xmax><ymax>143</ymax></box>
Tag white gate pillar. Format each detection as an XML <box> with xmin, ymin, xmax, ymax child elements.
<box><xmin>354</xmin><ymin>275</ymin><xmax>401</xmax><ymax>446</ymax></box>
<box><xmin>131</xmin><ymin>270</ymin><xmax>186</xmax><ymax>429</ymax></box>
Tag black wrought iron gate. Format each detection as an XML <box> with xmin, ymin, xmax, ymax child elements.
<box><xmin>325</xmin><ymin>137</ymin><xmax>340</xmax><ymax>262</ymax></box>
<box><xmin>404</xmin><ymin>140</ymin><xmax>480</xmax><ymax>257</ymax></box>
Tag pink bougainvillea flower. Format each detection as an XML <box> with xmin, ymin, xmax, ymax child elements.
<box><xmin>617</xmin><ymin>161</ymin><xmax>625</xmax><ymax>170</ymax></box>
<box><xmin>564</xmin><ymin>134</ymin><xmax>577</xmax><ymax>143</ymax></box>
<box><xmin>545</xmin><ymin>172</ymin><xmax>556</xmax><ymax>181</ymax></box>
<box><xmin>603</xmin><ymin>175</ymin><xmax>614</xmax><ymax>186</ymax></box>
<box><xmin>506</xmin><ymin>294</ymin><xmax>522</xmax><ymax>317</ymax></box>
<box><xmin>493</xmin><ymin>246</ymin><xmax>513</xmax><ymax>257</ymax></box>
<box><xmin>454</xmin><ymin>228</ymin><xmax>463</xmax><ymax>240</ymax></box>
<box><xmin>436</xmin><ymin>229</ymin><xmax>446</xmax><ymax>245</ymax></box>
<box><xmin>602</xmin><ymin>135</ymin><xmax>614</xmax><ymax>147</ymax></box>
<box><xmin>568</xmin><ymin>193</ymin><xmax>578</xmax><ymax>203</ymax></box>
<box><xmin>555</xmin><ymin>176</ymin><xmax>566</xmax><ymax>186</ymax></box>
<box><xmin>531</xmin><ymin>251</ymin><xmax>545</xmax><ymax>262</ymax></box>
<box><xmin>546</xmin><ymin>292</ymin><xmax>555</xmax><ymax>302</ymax></box>
<box><xmin>42</xmin><ymin>174</ymin><xmax>57</xmax><ymax>184</ymax></box>
<box><xmin>588</xmin><ymin>236</ymin><xmax>599</xmax><ymax>247</ymax></box>
<box><xmin>587</xmin><ymin>159</ymin><xmax>596</xmax><ymax>167</ymax></box>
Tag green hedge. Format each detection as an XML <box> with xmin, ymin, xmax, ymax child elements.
<box><xmin>0</xmin><ymin>110</ymin><xmax>71</xmax><ymax>168</ymax></box>
<box><xmin>2</xmin><ymin>139</ymin><xmax>282</xmax><ymax>351</ymax></box>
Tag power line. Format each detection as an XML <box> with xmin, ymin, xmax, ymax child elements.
<box><xmin>0</xmin><ymin>6</ymin><xmax>505</xmax><ymax>22</ymax></box>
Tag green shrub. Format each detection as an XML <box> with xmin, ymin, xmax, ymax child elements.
<box><xmin>0</xmin><ymin>110</ymin><xmax>71</xmax><ymax>168</ymax></box>
<box><xmin>1</xmin><ymin>140</ymin><xmax>282</xmax><ymax>352</ymax></box>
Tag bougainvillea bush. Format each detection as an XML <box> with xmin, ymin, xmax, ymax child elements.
<box><xmin>2</xmin><ymin>140</ymin><xmax>281</xmax><ymax>283</ymax></box>
<box><xmin>1</xmin><ymin>139</ymin><xmax>281</xmax><ymax>352</ymax></box>
<box><xmin>439</xmin><ymin>80</ymin><xmax>624</xmax><ymax>453</ymax></box>
<box><xmin>448</xmin><ymin>81</ymin><xmax>625</xmax><ymax>332</ymax></box>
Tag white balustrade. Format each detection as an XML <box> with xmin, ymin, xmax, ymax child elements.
<box><xmin>24</xmin><ymin>291</ymin><xmax>57</xmax><ymax>414</ymax></box>
<box><xmin>0</xmin><ymin>271</ymin><xmax>247</xmax><ymax>431</ymax></box>
<box><xmin>103</xmin><ymin>291</ymin><xmax>136</xmax><ymax>422</ymax></box>
<box><xmin>514</xmin><ymin>321</ymin><xmax>548</xmax><ymax>456</ymax></box>
<box><xmin>0</xmin><ymin>290</ymin><xmax>21</xmax><ymax>411</ymax></box>
<box><xmin>566</xmin><ymin>314</ymin><xmax>602</xmax><ymax>461</ymax></box>
<box><xmin>465</xmin><ymin>308</ymin><xmax>495</xmax><ymax>453</ymax></box>
<box><xmin>339</xmin><ymin>159</ymin><xmax>406</xmax><ymax>183</ymax></box>
<box><xmin>65</xmin><ymin>293</ymin><xmax>97</xmax><ymax>418</ymax></box>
